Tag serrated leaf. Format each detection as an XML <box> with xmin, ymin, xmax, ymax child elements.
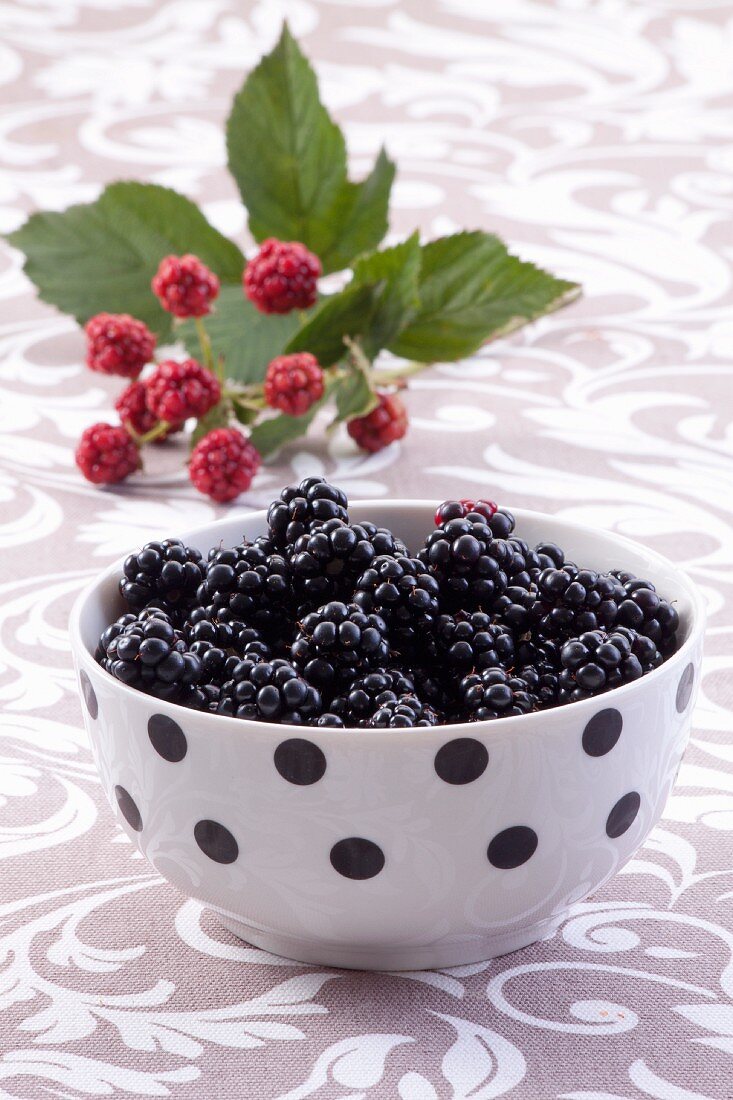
<box><xmin>285</xmin><ymin>283</ymin><xmax>376</xmax><ymax>366</ymax></box>
<box><xmin>249</xmin><ymin>388</ymin><xmax>330</xmax><ymax>459</ymax></box>
<box><xmin>388</xmin><ymin>231</ymin><xmax>580</xmax><ymax>361</ymax></box>
<box><xmin>226</xmin><ymin>25</ymin><xmax>393</xmax><ymax>274</ymax></box>
<box><xmin>6</xmin><ymin>183</ymin><xmax>245</xmax><ymax>340</ymax></box>
<box><xmin>331</xmin><ymin>368</ymin><xmax>378</xmax><ymax>425</ymax></box>
<box><xmin>319</xmin><ymin>148</ymin><xmax>395</xmax><ymax>273</ymax></box>
<box><xmin>351</xmin><ymin>232</ymin><xmax>421</xmax><ymax>359</ymax></box>
<box><xmin>180</xmin><ymin>286</ymin><xmax>300</xmax><ymax>385</ymax></box>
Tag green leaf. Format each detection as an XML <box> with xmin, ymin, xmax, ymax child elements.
<box><xmin>180</xmin><ymin>286</ymin><xmax>300</xmax><ymax>384</ymax></box>
<box><xmin>331</xmin><ymin>368</ymin><xmax>378</xmax><ymax>425</ymax></box>
<box><xmin>226</xmin><ymin>25</ymin><xmax>393</xmax><ymax>273</ymax></box>
<box><xmin>388</xmin><ymin>231</ymin><xmax>580</xmax><ymax>361</ymax></box>
<box><xmin>285</xmin><ymin>283</ymin><xmax>376</xmax><ymax>366</ymax></box>
<box><xmin>249</xmin><ymin>389</ymin><xmax>330</xmax><ymax>459</ymax></box>
<box><xmin>6</xmin><ymin>182</ymin><xmax>245</xmax><ymax>340</ymax></box>
<box><xmin>319</xmin><ymin>148</ymin><xmax>395</xmax><ymax>274</ymax></box>
<box><xmin>351</xmin><ymin>232</ymin><xmax>421</xmax><ymax>359</ymax></box>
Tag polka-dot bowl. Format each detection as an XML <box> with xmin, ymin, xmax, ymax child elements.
<box><xmin>70</xmin><ymin>502</ymin><xmax>705</xmax><ymax>971</ymax></box>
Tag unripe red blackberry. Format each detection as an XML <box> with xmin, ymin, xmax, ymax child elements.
<box><xmin>84</xmin><ymin>313</ymin><xmax>155</xmax><ymax>378</ymax></box>
<box><xmin>75</xmin><ymin>422</ymin><xmax>139</xmax><ymax>484</ymax></box>
<box><xmin>189</xmin><ymin>429</ymin><xmax>260</xmax><ymax>503</ymax></box>
<box><xmin>152</xmin><ymin>254</ymin><xmax>219</xmax><ymax>318</ymax></box>
<box><xmin>347</xmin><ymin>392</ymin><xmax>408</xmax><ymax>453</ymax></box>
<box><xmin>264</xmin><ymin>353</ymin><xmax>324</xmax><ymax>416</ymax></box>
<box><xmin>145</xmin><ymin>359</ymin><xmax>220</xmax><ymax>424</ymax></box>
<box><xmin>244</xmin><ymin>238</ymin><xmax>321</xmax><ymax>314</ymax></box>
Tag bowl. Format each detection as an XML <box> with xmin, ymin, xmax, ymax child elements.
<box><xmin>70</xmin><ymin>502</ymin><xmax>705</xmax><ymax>971</ymax></box>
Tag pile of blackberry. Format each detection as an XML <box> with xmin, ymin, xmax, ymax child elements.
<box><xmin>96</xmin><ymin>479</ymin><xmax>680</xmax><ymax>728</ymax></box>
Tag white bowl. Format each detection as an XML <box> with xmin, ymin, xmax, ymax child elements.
<box><xmin>70</xmin><ymin>502</ymin><xmax>705</xmax><ymax>971</ymax></box>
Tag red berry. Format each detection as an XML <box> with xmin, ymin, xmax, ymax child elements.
<box><xmin>75</xmin><ymin>422</ymin><xmax>139</xmax><ymax>485</ymax></box>
<box><xmin>145</xmin><ymin>359</ymin><xmax>221</xmax><ymax>424</ymax></box>
<box><xmin>263</xmin><ymin>352</ymin><xmax>324</xmax><ymax>416</ymax></box>
<box><xmin>152</xmin><ymin>254</ymin><xmax>220</xmax><ymax>318</ymax></box>
<box><xmin>114</xmin><ymin>380</ymin><xmax>180</xmax><ymax>442</ymax></box>
<box><xmin>244</xmin><ymin>238</ymin><xmax>321</xmax><ymax>314</ymax></box>
<box><xmin>434</xmin><ymin>498</ymin><xmax>498</xmax><ymax>525</ymax></box>
<box><xmin>347</xmin><ymin>392</ymin><xmax>408</xmax><ymax>453</ymax></box>
<box><xmin>189</xmin><ymin>428</ymin><xmax>261</xmax><ymax>503</ymax></box>
<box><xmin>84</xmin><ymin>313</ymin><xmax>155</xmax><ymax>378</ymax></box>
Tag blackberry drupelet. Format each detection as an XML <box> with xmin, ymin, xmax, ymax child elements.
<box><xmin>459</xmin><ymin>668</ymin><xmax>537</xmax><ymax>721</ymax></box>
<box><xmin>330</xmin><ymin>667</ymin><xmax>416</xmax><ymax>726</ymax></box>
<box><xmin>367</xmin><ymin>694</ymin><xmax>440</xmax><ymax>728</ymax></box>
<box><xmin>419</xmin><ymin>516</ymin><xmax>510</xmax><ymax>611</ymax></box>
<box><xmin>120</xmin><ymin>539</ymin><xmax>204</xmax><ymax>613</ymax></box>
<box><xmin>492</xmin><ymin>583</ymin><xmax>541</xmax><ymax>632</ymax></box>
<box><xmin>291</xmin><ymin>601</ymin><xmax>389</xmax><ymax>688</ymax></box>
<box><xmin>486</xmin><ymin>508</ymin><xmax>516</xmax><ymax>539</ymax></box>
<box><xmin>217</xmin><ymin>658</ymin><xmax>321</xmax><ymax>723</ymax></box>
<box><xmin>289</xmin><ymin>519</ymin><xmax>378</xmax><ymax>611</ymax></box>
<box><xmin>95</xmin><ymin>612</ymin><xmax>137</xmax><ymax>667</ymax></box>
<box><xmin>515</xmin><ymin>636</ymin><xmax>562</xmax><ymax>707</ymax></box>
<box><xmin>353</xmin><ymin>555</ymin><xmax>440</xmax><ymax>656</ymax></box>
<box><xmin>431</xmin><ymin>611</ymin><xmax>515</xmax><ymax>673</ymax></box>
<box><xmin>197</xmin><ymin>540</ymin><xmax>292</xmax><ymax>639</ymax></box>
<box><xmin>558</xmin><ymin>626</ymin><xmax>663</xmax><ymax>703</ymax></box>
<box><xmin>100</xmin><ymin>609</ymin><xmax>202</xmax><ymax>703</ymax></box>
<box><xmin>358</xmin><ymin>521</ymin><xmax>408</xmax><ymax>558</ymax></box>
<box><xmin>267</xmin><ymin>477</ymin><xmax>348</xmax><ymax>548</ymax></box>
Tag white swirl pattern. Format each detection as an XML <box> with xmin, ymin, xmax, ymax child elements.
<box><xmin>0</xmin><ymin>0</ymin><xmax>732</xmax><ymax>1096</ymax></box>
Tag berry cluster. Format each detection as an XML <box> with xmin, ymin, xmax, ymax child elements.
<box><xmin>96</xmin><ymin>480</ymin><xmax>681</xmax><ymax>729</ymax></box>
<box><xmin>75</xmin><ymin>244</ymin><xmax>412</xmax><ymax>500</ymax></box>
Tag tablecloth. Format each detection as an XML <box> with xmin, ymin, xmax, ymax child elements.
<box><xmin>1</xmin><ymin>1</ymin><xmax>732</xmax><ymax>1097</ymax></box>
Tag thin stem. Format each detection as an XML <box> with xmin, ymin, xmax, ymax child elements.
<box><xmin>195</xmin><ymin>317</ymin><xmax>218</xmax><ymax>378</ymax></box>
<box><xmin>138</xmin><ymin>420</ymin><xmax>172</xmax><ymax>446</ymax></box>
<box><xmin>367</xmin><ymin>360</ymin><xmax>431</xmax><ymax>385</ymax></box>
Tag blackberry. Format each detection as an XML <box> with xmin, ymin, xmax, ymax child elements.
<box><xmin>610</xmin><ymin>571</ymin><xmax>679</xmax><ymax>653</ymax></box>
<box><xmin>459</xmin><ymin>668</ymin><xmax>537</xmax><ymax>721</ymax></box>
<box><xmin>491</xmin><ymin>583</ymin><xmax>541</xmax><ymax>632</ymax></box>
<box><xmin>430</xmin><ymin>611</ymin><xmax>514</xmax><ymax>673</ymax></box>
<box><xmin>217</xmin><ymin>658</ymin><xmax>321</xmax><ymax>723</ymax></box>
<box><xmin>368</xmin><ymin>694</ymin><xmax>440</xmax><ymax>728</ymax></box>
<box><xmin>197</xmin><ymin>540</ymin><xmax>292</xmax><ymax>639</ymax></box>
<box><xmin>558</xmin><ymin>627</ymin><xmax>663</xmax><ymax>703</ymax></box>
<box><xmin>331</xmin><ymin>667</ymin><xmax>416</xmax><ymax>726</ymax></box>
<box><xmin>536</xmin><ymin>565</ymin><xmax>624</xmax><ymax>638</ymax></box>
<box><xmin>313</xmin><ymin>712</ymin><xmax>345</xmax><ymax>727</ymax></box>
<box><xmin>291</xmin><ymin>601</ymin><xmax>389</xmax><ymax>688</ymax></box>
<box><xmin>434</xmin><ymin>499</ymin><xmax>497</xmax><ymax>525</ymax></box>
<box><xmin>515</xmin><ymin>636</ymin><xmax>562</xmax><ymax>707</ymax></box>
<box><xmin>267</xmin><ymin>477</ymin><xmax>348</xmax><ymax>548</ymax></box>
<box><xmin>184</xmin><ymin>608</ymin><xmax>271</xmax><ymax>660</ymax></box>
<box><xmin>100</xmin><ymin>609</ymin><xmax>202</xmax><ymax>703</ymax></box>
<box><xmin>289</xmin><ymin>519</ymin><xmax>378</xmax><ymax>611</ymax></box>
<box><xmin>419</xmin><ymin>517</ymin><xmax>510</xmax><ymax>611</ymax></box>
<box><xmin>120</xmin><ymin>539</ymin><xmax>204</xmax><ymax>613</ymax></box>
<box><xmin>353</xmin><ymin>555</ymin><xmax>440</xmax><ymax>656</ymax></box>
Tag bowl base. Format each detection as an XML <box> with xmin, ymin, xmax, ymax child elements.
<box><xmin>215</xmin><ymin>912</ymin><xmax>563</xmax><ymax>971</ymax></box>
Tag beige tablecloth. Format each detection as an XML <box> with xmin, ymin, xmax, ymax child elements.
<box><xmin>1</xmin><ymin>2</ymin><xmax>732</xmax><ymax>1097</ymax></box>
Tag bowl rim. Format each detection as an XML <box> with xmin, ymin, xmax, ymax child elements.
<box><xmin>69</xmin><ymin>500</ymin><xmax>706</xmax><ymax>741</ymax></box>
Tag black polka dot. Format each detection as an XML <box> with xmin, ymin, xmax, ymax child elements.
<box><xmin>606</xmin><ymin>792</ymin><xmax>641</xmax><ymax>838</ymax></box>
<box><xmin>434</xmin><ymin>738</ymin><xmax>489</xmax><ymax>784</ymax></box>
<box><xmin>582</xmin><ymin>708</ymin><xmax>622</xmax><ymax>757</ymax></box>
<box><xmin>274</xmin><ymin>738</ymin><xmax>326</xmax><ymax>785</ymax></box>
<box><xmin>194</xmin><ymin>819</ymin><xmax>238</xmax><ymax>864</ymax></box>
<box><xmin>114</xmin><ymin>785</ymin><xmax>142</xmax><ymax>832</ymax></box>
<box><xmin>488</xmin><ymin>826</ymin><xmax>537</xmax><ymax>869</ymax></box>
<box><xmin>676</xmin><ymin>663</ymin><xmax>694</xmax><ymax>714</ymax></box>
<box><xmin>80</xmin><ymin>670</ymin><xmax>98</xmax><ymax>720</ymax></box>
<box><xmin>148</xmin><ymin>714</ymin><xmax>187</xmax><ymax>762</ymax></box>
<box><xmin>330</xmin><ymin>837</ymin><xmax>385</xmax><ymax>880</ymax></box>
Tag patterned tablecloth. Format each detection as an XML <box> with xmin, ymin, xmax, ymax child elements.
<box><xmin>2</xmin><ymin>1</ymin><xmax>732</xmax><ymax>1097</ymax></box>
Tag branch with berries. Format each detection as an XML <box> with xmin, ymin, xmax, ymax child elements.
<box><xmin>8</xmin><ymin>25</ymin><xmax>580</xmax><ymax>505</ymax></box>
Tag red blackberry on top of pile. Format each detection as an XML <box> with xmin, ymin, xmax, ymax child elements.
<box><xmin>95</xmin><ymin>487</ymin><xmax>682</xmax><ymax>727</ymax></box>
